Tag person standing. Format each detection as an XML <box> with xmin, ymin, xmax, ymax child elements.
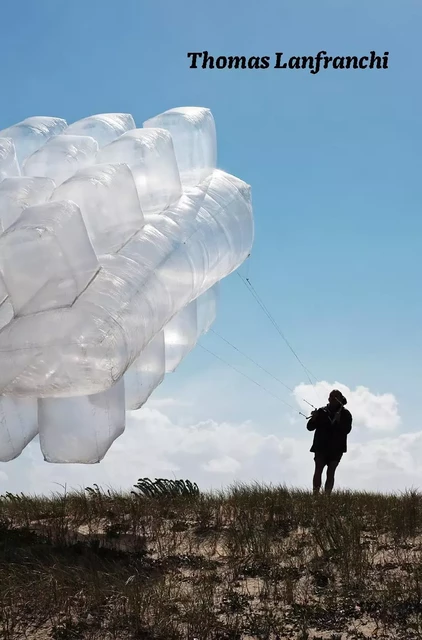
<box><xmin>306</xmin><ymin>389</ymin><xmax>352</xmax><ymax>495</ymax></box>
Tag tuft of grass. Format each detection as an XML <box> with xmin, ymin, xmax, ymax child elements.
<box><xmin>1</xmin><ymin>480</ymin><xmax>422</xmax><ymax>638</ymax></box>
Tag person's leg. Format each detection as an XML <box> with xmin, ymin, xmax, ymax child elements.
<box><xmin>313</xmin><ymin>454</ymin><xmax>326</xmax><ymax>494</ymax></box>
<box><xmin>325</xmin><ymin>458</ymin><xmax>341</xmax><ymax>495</ymax></box>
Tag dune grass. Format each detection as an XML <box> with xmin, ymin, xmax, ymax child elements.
<box><xmin>1</xmin><ymin>480</ymin><xmax>422</xmax><ymax>639</ymax></box>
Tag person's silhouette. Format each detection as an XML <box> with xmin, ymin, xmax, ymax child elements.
<box><xmin>306</xmin><ymin>389</ymin><xmax>352</xmax><ymax>495</ymax></box>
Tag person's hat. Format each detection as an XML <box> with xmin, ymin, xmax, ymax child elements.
<box><xmin>329</xmin><ymin>389</ymin><xmax>347</xmax><ymax>405</ymax></box>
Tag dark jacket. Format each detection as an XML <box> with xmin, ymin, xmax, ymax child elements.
<box><xmin>307</xmin><ymin>406</ymin><xmax>352</xmax><ymax>455</ymax></box>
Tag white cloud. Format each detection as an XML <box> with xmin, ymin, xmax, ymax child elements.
<box><xmin>340</xmin><ymin>431</ymin><xmax>422</xmax><ymax>493</ymax></box>
<box><xmin>148</xmin><ymin>396</ymin><xmax>193</xmax><ymax>410</ymax></box>
<box><xmin>203</xmin><ymin>456</ymin><xmax>241</xmax><ymax>474</ymax></box>
<box><xmin>293</xmin><ymin>381</ymin><xmax>401</xmax><ymax>432</ymax></box>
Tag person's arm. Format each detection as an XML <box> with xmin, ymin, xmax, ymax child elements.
<box><xmin>338</xmin><ymin>409</ymin><xmax>352</xmax><ymax>434</ymax></box>
<box><xmin>306</xmin><ymin>409</ymin><xmax>321</xmax><ymax>431</ymax></box>
<box><xmin>344</xmin><ymin>411</ymin><xmax>352</xmax><ymax>434</ymax></box>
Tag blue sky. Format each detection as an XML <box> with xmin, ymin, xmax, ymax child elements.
<box><xmin>0</xmin><ymin>0</ymin><xmax>421</xmax><ymax>492</ymax></box>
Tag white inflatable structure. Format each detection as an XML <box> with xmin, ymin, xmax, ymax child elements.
<box><xmin>0</xmin><ymin>107</ymin><xmax>254</xmax><ymax>463</ymax></box>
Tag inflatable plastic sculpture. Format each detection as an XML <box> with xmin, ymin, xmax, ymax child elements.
<box><xmin>0</xmin><ymin>107</ymin><xmax>254</xmax><ymax>463</ymax></box>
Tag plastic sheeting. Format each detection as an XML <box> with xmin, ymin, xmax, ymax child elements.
<box><xmin>63</xmin><ymin>113</ymin><xmax>135</xmax><ymax>148</ymax></box>
<box><xmin>197</xmin><ymin>284</ymin><xmax>219</xmax><ymax>336</ymax></box>
<box><xmin>0</xmin><ymin>397</ymin><xmax>38</xmax><ymax>462</ymax></box>
<box><xmin>0</xmin><ymin>200</ymin><xmax>100</xmax><ymax>316</ymax></box>
<box><xmin>96</xmin><ymin>128</ymin><xmax>182</xmax><ymax>216</ymax></box>
<box><xmin>124</xmin><ymin>331</ymin><xmax>165</xmax><ymax>411</ymax></box>
<box><xmin>51</xmin><ymin>163</ymin><xmax>143</xmax><ymax>254</ymax></box>
<box><xmin>0</xmin><ymin>138</ymin><xmax>20</xmax><ymax>182</ymax></box>
<box><xmin>38</xmin><ymin>377</ymin><xmax>125</xmax><ymax>464</ymax></box>
<box><xmin>23</xmin><ymin>134</ymin><xmax>99</xmax><ymax>186</ymax></box>
<box><xmin>164</xmin><ymin>299</ymin><xmax>198</xmax><ymax>373</ymax></box>
<box><xmin>0</xmin><ymin>276</ymin><xmax>13</xmax><ymax>331</ymax></box>
<box><xmin>0</xmin><ymin>106</ymin><xmax>254</xmax><ymax>463</ymax></box>
<box><xmin>143</xmin><ymin>107</ymin><xmax>216</xmax><ymax>188</ymax></box>
<box><xmin>0</xmin><ymin>117</ymin><xmax>67</xmax><ymax>165</ymax></box>
<box><xmin>0</xmin><ymin>176</ymin><xmax>56</xmax><ymax>233</ymax></box>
